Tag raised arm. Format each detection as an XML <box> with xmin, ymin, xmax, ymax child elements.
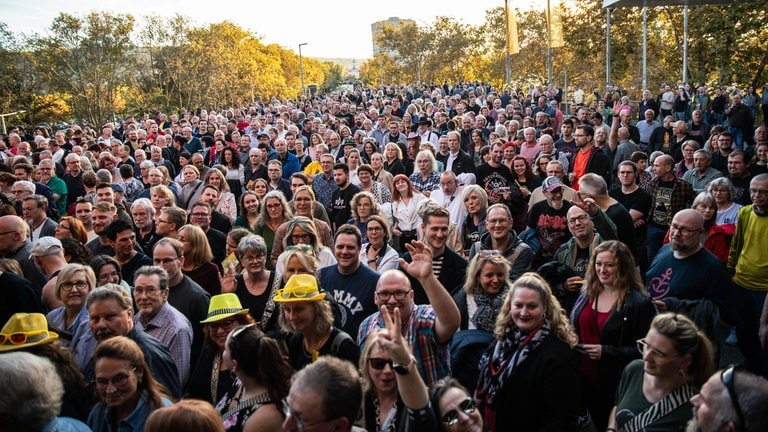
<box><xmin>399</xmin><ymin>241</ymin><xmax>460</xmax><ymax>344</ymax></box>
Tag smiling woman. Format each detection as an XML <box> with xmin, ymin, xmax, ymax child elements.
<box><xmin>476</xmin><ymin>272</ymin><xmax>588</xmax><ymax>431</ymax></box>
<box><xmin>87</xmin><ymin>336</ymin><xmax>173</xmax><ymax>432</ymax></box>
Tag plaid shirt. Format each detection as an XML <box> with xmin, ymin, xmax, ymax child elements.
<box><xmin>134</xmin><ymin>302</ymin><xmax>193</xmax><ymax>386</ymax></box>
<box><xmin>358</xmin><ymin>304</ymin><xmax>450</xmax><ymax>388</ymax></box>
<box><xmin>409</xmin><ymin>172</ymin><xmax>441</xmax><ymax>194</ymax></box>
<box><xmin>648</xmin><ymin>176</ymin><xmax>695</xmax><ymax>226</ymax></box>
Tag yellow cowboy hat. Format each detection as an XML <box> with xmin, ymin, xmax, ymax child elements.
<box><xmin>273</xmin><ymin>274</ymin><xmax>326</xmax><ymax>303</ymax></box>
<box><xmin>0</xmin><ymin>313</ymin><xmax>59</xmax><ymax>352</ymax></box>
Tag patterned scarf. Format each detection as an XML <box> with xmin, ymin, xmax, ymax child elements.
<box><xmin>471</xmin><ymin>289</ymin><xmax>508</xmax><ymax>333</ymax></box>
<box><xmin>476</xmin><ymin>318</ymin><xmax>551</xmax><ymax>408</ymax></box>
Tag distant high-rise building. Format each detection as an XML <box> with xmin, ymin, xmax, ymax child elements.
<box><xmin>371</xmin><ymin>17</ymin><xmax>416</xmax><ymax>56</ymax></box>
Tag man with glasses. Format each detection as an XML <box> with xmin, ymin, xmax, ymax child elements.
<box><xmin>359</xmin><ymin>240</ymin><xmax>461</xmax><ymax>387</ymax></box>
<box><xmin>151</xmin><ymin>238</ymin><xmax>210</xmax><ymax>367</ymax></box>
<box><xmin>187</xmin><ymin>201</ymin><xmax>226</xmax><ymax>266</ymax></box>
<box><xmin>688</xmin><ymin>366</ymin><xmax>768</xmax><ymax>432</ymax></box>
<box><xmin>468</xmin><ymin>203</ymin><xmax>533</xmax><ymax>280</ymax></box>
<box><xmin>647</xmin><ymin>154</ymin><xmax>695</xmax><ymax>262</ymax></box>
<box><xmin>22</xmin><ymin>194</ymin><xmax>57</xmax><ymax>241</ymax></box>
<box><xmin>313</xmin><ymin>154</ymin><xmax>339</xmax><ymax>215</ymax></box>
<box><xmin>283</xmin><ymin>357</ymin><xmax>363</xmax><ymax>432</ymax></box>
<box><xmin>155</xmin><ymin>206</ymin><xmax>185</xmax><ymax>242</ymax></box>
<box><xmin>610</xmin><ymin>160</ymin><xmax>653</xmax><ymax>272</ymax></box>
<box><xmin>85</xmin><ymin>284</ymin><xmax>181</xmax><ymax>398</ymax></box>
<box><xmin>196</xmin><ymin>185</ymin><xmax>232</xmax><ymax>234</ymax></box>
<box><xmin>132</xmin><ymin>265</ymin><xmax>193</xmax><ymax>386</ymax></box>
<box><xmin>525</xmin><ymin>176</ymin><xmax>574</xmax><ymax>267</ymax></box>
<box><xmin>646</xmin><ymin>209</ymin><xmax>737</xmax><ymax>343</ymax></box>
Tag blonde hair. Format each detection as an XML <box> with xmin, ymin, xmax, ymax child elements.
<box><xmin>494</xmin><ymin>272</ymin><xmax>578</xmax><ymax>347</ymax></box>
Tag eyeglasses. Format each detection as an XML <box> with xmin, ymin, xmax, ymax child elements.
<box><xmin>441</xmin><ymin>397</ymin><xmax>476</xmax><ymax>428</ymax></box>
<box><xmin>275</xmin><ymin>286</ymin><xmax>322</xmax><ymax>300</ymax></box>
<box><xmin>0</xmin><ymin>330</ymin><xmax>48</xmax><ymax>345</ymax></box>
<box><xmin>190</xmin><ymin>212</ymin><xmax>209</xmax><ymax>218</ymax></box>
<box><xmin>153</xmin><ymin>257</ymin><xmax>179</xmax><ymax>265</ymax></box>
<box><xmin>367</xmin><ymin>226</ymin><xmax>383</xmax><ymax>232</ymax></box>
<box><xmin>567</xmin><ymin>214</ymin><xmax>589</xmax><ymax>224</ymax></box>
<box><xmin>368</xmin><ymin>357</ymin><xmax>394</xmax><ymax>370</ymax></box>
<box><xmin>670</xmin><ymin>224</ymin><xmax>701</xmax><ymax>235</ymax></box>
<box><xmin>282</xmin><ymin>398</ymin><xmax>332</xmax><ymax>431</ymax></box>
<box><xmin>133</xmin><ymin>287</ymin><xmax>163</xmax><ymax>297</ymax></box>
<box><xmin>94</xmin><ymin>368</ymin><xmax>136</xmax><ymax>390</ymax></box>
<box><xmin>721</xmin><ymin>366</ymin><xmax>746</xmax><ymax>428</ymax></box>
<box><xmin>60</xmin><ymin>281</ymin><xmax>89</xmax><ymax>292</ymax></box>
<box><xmin>636</xmin><ymin>339</ymin><xmax>668</xmax><ymax>359</ymax></box>
<box><xmin>208</xmin><ymin>319</ymin><xmax>237</xmax><ymax>332</ymax></box>
<box><xmin>266</xmin><ymin>204</ymin><xmax>282</xmax><ymax>209</ymax></box>
<box><xmin>56</xmin><ymin>224</ymin><xmax>71</xmax><ymax>231</ymax></box>
<box><xmin>375</xmin><ymin>290</ymin><xmax>410</xmax><ymax>301</ymax></box>
<box><xmin>485</xmin><ymin>218</ymin><xmax>507</xmax><ymax>226</ymax></box>
<box><xmin>240</xmin><ymin>254</ymin><xmax>265</xmax><ymax>263</ymax></box>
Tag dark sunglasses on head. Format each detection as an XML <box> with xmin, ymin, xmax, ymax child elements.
<box><xmin>441</xmin><ymin>397</ymin><xmax>476</xmax><ymax>428</ymax></box>
<box><xmin>721</xmin><ymin>366</ymin><xmax>746</xmax><ymax>428</ymax></box>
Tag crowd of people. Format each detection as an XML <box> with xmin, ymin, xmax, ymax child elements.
<box><xmin>2</xmin><ymin>80</ymin><xmax>768</xmax><ymax>431</ymax></box>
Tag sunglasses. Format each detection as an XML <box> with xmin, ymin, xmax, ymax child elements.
<box><xmin>0</xmin><ymin>330</ymin><xmax>48</xmax><ymax>345</ymax></box>
<box><xmin>368</xmin><ymin>358</ymin><xmax>394</xmax><ymax>370</ymax></box>
<box><xmin>441</xmin><ymin>397</ymin><xmax>476</xmax><ymax>427</ymax></box>
<box><xmin>721</xmin><ymin>366</ymin><xmax>746</xmax><ymax>428</ymax></box>
<box><xmin>276</xmin><ymin>287</ymin><xmax>322</xmax><ymax>300</ymax></box>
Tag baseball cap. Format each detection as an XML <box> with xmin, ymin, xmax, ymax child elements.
<box><xmin>542</xmin><ymin>176</ymin><xmax>565</xmax><ymax>192</ymax></box>
<box><xmin>30</xmin><ymin>237</ymin><xmax>63</xmax><ymax>258</ymax></box>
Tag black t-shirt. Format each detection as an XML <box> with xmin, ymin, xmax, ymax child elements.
<box><xmin>331</xmin><ymin>183</ymin><xmax>361</xmax><ymax>230</ymax></box>
<box><xmin>573</xmin><ymin>246</ymin><xmax>590</xmax><ymax>277</ymax></box>
<box><xmin>610</xmin><ymin>187</ymin><xmax>652</xmax><ymax>237</ymax></box>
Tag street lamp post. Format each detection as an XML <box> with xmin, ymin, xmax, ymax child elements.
<box><xmin>298</xmin><ymin>43</ymin><xmax>308</xmax><ymax>97</ymax></box>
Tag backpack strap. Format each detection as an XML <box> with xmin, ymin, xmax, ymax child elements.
<box><xmin>330</xmin><ymin>330</ymin><xmax>353</xmax><ymax>355</ymax></box>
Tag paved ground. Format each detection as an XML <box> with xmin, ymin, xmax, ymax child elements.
<box><xmin>718</xmin><ymin>323</ymin><xmax>744</xmax><ymax>368</ymax></box>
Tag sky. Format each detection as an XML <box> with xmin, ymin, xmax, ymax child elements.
<box><xmin>1</xmin><ymin>0</ymin><xmax>549</xmax><ymax>59</ymax></box>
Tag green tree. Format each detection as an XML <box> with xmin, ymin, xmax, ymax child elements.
<box><xmin>33</xmin><ymin>11</ymin><xmax>137</xmax><ymax>126</ymax></box>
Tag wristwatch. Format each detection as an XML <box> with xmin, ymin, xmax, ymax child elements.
<box><xmin>392</xmin><ymin>355</ymin><xmax>416</xmax><ymax>375</ymax></box>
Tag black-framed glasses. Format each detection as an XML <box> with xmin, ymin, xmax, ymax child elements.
<box><xmin>94</xmin><ymin>368</ymin><xmax>136</xmax><ymax>389</ymax></box>
<box><xmin>208</xmin><ymin>319</ymin><xmax>237</xmax><ymax>332</ymax></box>
<box><xmin>60</xmin><ymin>281</ymin><xmax>89</xmax><ymax>292</ymax></box>
<box><xmin>375</xmin><ymin>290</ymin><xmax>410</xmax><ymax>301</ymax></box>
<box><xmin>721</xmin><ymin>366</ymin><xmax>746</xmax><ymax>428</ymax></box>
<box><xmin>441</xmin><ymin>397</ymin><xmax>476</xmax><ymax>428</ymax></box>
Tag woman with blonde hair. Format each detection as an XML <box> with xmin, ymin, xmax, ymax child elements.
<box><xmin>476</xmin><ymin>272</ymin><xmax>585</xmax><ymax>431</ymax></box>
<box><xmin>370</xmin><ymin>152</ymin><xmax>394</xmax><ymax>193</ymax></box>
<box><xmin>383</xmin><ymin>143</ymin><xmax>406</xmax><ymax>177</ymax></box>
<box><xmin>178</xmin><ymin>225</ymin><xmax>222</xmax><ymax>296</ymax></box>
<box><xmin>249</xmin><ymin>178</ymin><xmax>269</xmax><ymax>203</ymax></box>
<box><xmin>149</xmin><ymin>185</ymin><xmax>175</xmax><ymax>219</ymax></box>
<box><xmin>254</xmin><ymin>191</ymin><xmax>293</xmax><ymax>269</ymax></box>
<box><xmin>87</xmin><ymin>336</ymin><xmax>173</xmax><ymax>431</ymax></box>
<box><xmin>274</xmin><ymin>216</ymin><xmax>336</xmax><ymax>271</ymax></box>
<box><xmin>461</xmin><ymin>185</ymin><xmax>489</xmax><ymax>254</ymax></box>
<box><xmin>274</xmin><ymin>274</ymin><xmax>359</xmax><ymax>371</ymax></box>
<box><xmin>348</xmin><ymin>191</ymin><xmax>382</xmax><ymax>243</ymax></box>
